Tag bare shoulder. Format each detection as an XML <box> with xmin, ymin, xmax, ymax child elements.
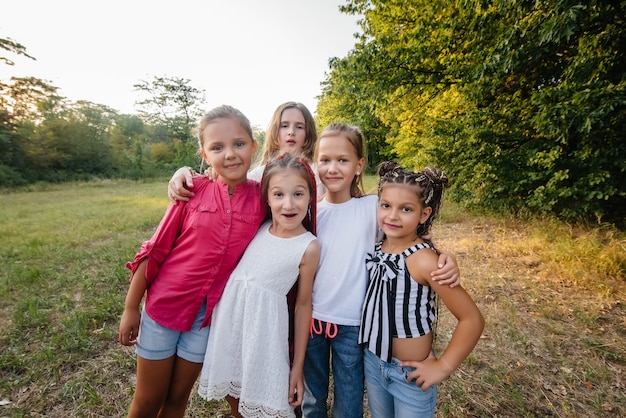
<box><xmin>304</xmin><ymin>238</ymin><xmax>321</xmax><ymax>261</ymax></box>
<box><xmin>405</xmin><ymin>245</ymin><xmax>439</xmax><ymax>284</ymax></box>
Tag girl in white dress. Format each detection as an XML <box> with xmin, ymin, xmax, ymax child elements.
<box><xmin>198</xmin><ymin>153</ymin><xmax>321</xmax><ymax>418</ymax></box>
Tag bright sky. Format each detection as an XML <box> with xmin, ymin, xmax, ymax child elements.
<box><xmin>1</xmin><ymin>0</ymin><xmax>360</xmax><ymax>128</ymax></box>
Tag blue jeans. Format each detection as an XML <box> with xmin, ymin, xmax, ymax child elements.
<box><xmin>302</xmin><ymin>322</ymin><xmax>364</xmax><ymax>418</ymax></box>
<box><xmin>364</xmin><ymin>349</ymin><xmax>437</xmax><ymax>418</ymax></box>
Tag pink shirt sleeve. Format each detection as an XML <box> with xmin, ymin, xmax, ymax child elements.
<box><xmin>125</xmin><ymin>201</ymin><xmax>185</xmax><ymax>285</ymax></box>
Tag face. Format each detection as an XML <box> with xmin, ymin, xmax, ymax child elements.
<box><xmin>201</xmin><ymin>117</ymin><xmax>257</xmax><ymax>188</ymax></box>
<box><xmin>316</xmin><ymin>135</ymin><xmax>364</xmax><ymax>200</ymax></box>
<box><xmin>278</xmin><ymin>108</ymin><xmax>306</xmax><ymax>155</ymax></box>
<box><xmin>267</xmin><ymin>168</ymin><xmax>311</xmax><ymax>234</ymax></box>
<box><xmin>377</xmin><ymin>183</ymin><xmax>432</xmax><ymax>241</ymax></box>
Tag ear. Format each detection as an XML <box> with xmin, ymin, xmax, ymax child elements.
<box><xmin>356</xmin><ymin>157</ymin><xmax>365</xmax><ymax>175</ymax></box>
<box><xmin>420</xmin><ymin>206</ymin><xmax>432</xmax><ymax>224</ymax></box>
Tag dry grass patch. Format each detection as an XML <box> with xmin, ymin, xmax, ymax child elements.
<box><xmin>434</xmin><ymin>215</ymin><xmax>625</xmax><ymax>417</ymax></box>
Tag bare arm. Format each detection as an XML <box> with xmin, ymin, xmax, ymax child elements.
<box><xmin>289</xmin><ymin>239</ymin><xmax>320</xmax><ymax>407</ymax></box>
<box><xmin>119</xmin><ymin>259</ymin><xmax>148</xmax><ymax>346</ymax></box>
<box><xmin>402</xmin><ymin>252</ymin><xmax>484</xmax><ymax>390</ymax></box>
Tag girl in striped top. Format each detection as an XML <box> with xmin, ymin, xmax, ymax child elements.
<box><xmin>359</xmin><ymin>162</ymin><xmax>484</xmax><ymax>418</ymax></box>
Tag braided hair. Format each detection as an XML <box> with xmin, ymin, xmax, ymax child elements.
<box><xmin>260</xmin><ymin>153</ymin><xmax>317</xmax><ymax>235</ymax></box>
<box><xmin>377</xmin><ymin>161</ymin><xmax>448</xmax><ymax>237</ymax></box>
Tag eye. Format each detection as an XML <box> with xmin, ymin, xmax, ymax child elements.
<box><xmin>211</xmin><ymin>145</ymin><xmax>223</xmax><ymax>152</ymax></box>
<box><xmin>273</xmin><ymin>191</ymin><xmax>283</xmax><ymax>198</ymax></box>
<box><xmin>380</xmin><ymin>203</ymin><xmax>390</xmax><ymax>209</ymax></box>
<box><xmin>319</xmin><ymin>158</ymin><xmax>329</xmax><ymax>164</ymax></box>
<box><xmin>235</xmin><ymin>141</ymin><xmax>246</xmax><ymax>148</ymax></box>
<box><xmin>402</xmin><ymin>207</ymin><xmax>412</xmax><ymax>213</ymax></box>
<box><xmin>295</xmin><ymin>191</ymin><xmax>304</xmax><ymax>198</ymax></box>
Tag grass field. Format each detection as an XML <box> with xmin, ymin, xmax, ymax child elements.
<box><xmin>0</xmin><ymin>178</ymin><xmax>624</xmax><ymax>417</ymax></box>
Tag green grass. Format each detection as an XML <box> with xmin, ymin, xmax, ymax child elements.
<box><xmin>0</xmin><ymin>178</ymin><xmax>624</xmax><ymax>417</ymax></box>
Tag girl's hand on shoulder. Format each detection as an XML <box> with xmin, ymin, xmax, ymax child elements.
<box><xmin>431</xmin><ymin>250</ymin><xmax>460</xmax><ymax>287</ymax></box>
<box><xmin>401</xmin><ymin>356</ymin><xmax>451</xmax><ymax>391</ymax></box>
<box><xmin>168</xmin><ymin>167</ymin><xmax>196</xmax><ymax>203</ymax></box>
<box><xmin>118</xmin><ymin>307</ymin><xmax>141</xmax><ymax>346</ymax></box>
<box><xmin>203</xmin><ymin>166</ymin><xmax>218</xmax><ymax>181</ymax></box>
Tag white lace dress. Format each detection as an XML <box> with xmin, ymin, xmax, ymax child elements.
<box><xmin>198</xmin><ymin>221</ymin><xmax>316</xmax><ymax>418</ymax></box>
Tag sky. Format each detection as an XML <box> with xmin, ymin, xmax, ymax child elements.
<box><xmin>1</xmin><ymin>0</ymin><xmax>361</xmax><ymax>128</ymax></box>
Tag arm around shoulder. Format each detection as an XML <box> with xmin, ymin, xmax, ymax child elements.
<box><xmin>168</xmin><ymin>166</ymin><xmax>196</xmax><ymax>202</ymax></box>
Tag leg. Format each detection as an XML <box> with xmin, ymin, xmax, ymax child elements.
<box><xmin>226</xmin><ymin>395</ymin><xmax>242</xmax><ymax>418</ymax></box>
<box><xmin>388</xmin><ymin>358</ymin><xmax>437</xmax><ymax>418</ymax></box>
<box><xmin>128</xmin><ymin>356</ymin><xmax>175</xmax><ymax>418</ymax></box>
<box><xmin>158</xmin><ymin>357</ymin><xmax>203</xmax><ymax>418</ymax></box>
<box><xmin>363</xmin><ymin>350</ymin><xmax>394</xmax><ymax>418</ymax></box>
<box><xmin>157</xmin><ymin>299</ymin><xmax>210</xmax><ymax>417</ymax></box>
<box><xmin>329</xmin><ymin>325</ymin><xmax>364</xmax><ymax>418</ymax></box>
<box><xmin>302</xmin><ymin>329</ymin><xmax>331</xmax><ymax>418</ymax></box>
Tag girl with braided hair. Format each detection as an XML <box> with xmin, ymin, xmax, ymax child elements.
<box><xmin>359</xmin><ymin>161</ymin><xmax>484</xmax><ymax>418</ymax></box>
<box><xmin>198</xmin><ymin>153</ymin><xmax>320</xmax><ymax>418</ymax></box>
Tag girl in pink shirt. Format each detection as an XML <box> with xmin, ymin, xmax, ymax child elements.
<box><xmin>118</xmin><ymin>105</ymin><xmax>267</xmax><ymax>418</ymax></box>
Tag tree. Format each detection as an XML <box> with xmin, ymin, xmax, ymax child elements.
<box><xmin>0</xmin><ymin>37</ymin><xmax>35</xmax><ymax>66</ymax></box>
<box><xmin>134</xmin><ymin>76</ymin><xmax>206</xmax><ymax>166</ymax></box>
<box><xmin>318</xmin><ymin>0</ymin><xmax>626</xmax><ymax>223</ymax></box>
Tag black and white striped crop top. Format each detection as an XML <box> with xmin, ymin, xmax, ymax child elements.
<box><xmin>358</xmin><ymin>240</ymin><xmax>437</xmax><ymax>362</ymax></box>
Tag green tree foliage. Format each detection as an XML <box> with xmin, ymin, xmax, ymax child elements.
<box><xmin>134</xmin><ymin>76</ymin><xmax>206</xmax><ymax>167</ymax></box>
<box><xmin>317</xmin><ymin>53</ymin><xmax>397</xmax><ymax>171</ymax></box>
<box><xmin>318</xmin><ymin>0</ymin><xmax>625</xmax><ymax>223</ymax></box>
<box><xmin>0</xmin><ymin>37</ymin><xmax>35</xmax><ymax>66</ymax></box>
<box><xmin>0</xmin><ymin>77</ymin><xmax>64</xmax><ymax>183</ymax></box>
<box><xmin>0</xmin><ymin>38</ymin><xmax>214</xmax><ymax>185</ymax></box>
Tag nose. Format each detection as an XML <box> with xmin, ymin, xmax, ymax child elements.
<box><xmin>224</xmin><ymin>146</ymin><xmax>236</xmax><ymax>159</ymax></box>
<box><xmin>388</xmin><ymin>207</ymin><xmax>400</xmax><ymax>219</ymax></box>
<box><xmin>282</xmin><ymin>196</ymin><xmax>295</xmax><ymax>211</ymax></box>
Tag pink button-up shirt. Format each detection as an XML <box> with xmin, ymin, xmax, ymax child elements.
<box><xmin>126</xmin><ymin>176</ymin><xmax>267</xmax><ymax>332</ymax></box>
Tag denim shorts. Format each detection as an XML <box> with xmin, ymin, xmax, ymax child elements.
<box><xmin>136</xmin><ymin>301</ymin><xmax>210</xmax><ymax>363</ymax></box>
<box><xmin>364</xmin><ymin>349</ymin><xmax>437</xmax><ymax>418</ymax></box>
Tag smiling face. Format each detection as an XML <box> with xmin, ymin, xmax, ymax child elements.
<box><xmin>201</xmin><ymin>117</ymin><xmax>257</xmax><ymax>190</ymax></box>
<box><xmin>278</xmin><ymin>107</ymin><xmax>306</xmax><ymax>156</ymax></box>
<box><xmin>315</xmin><ymin>134</ymin><xmax>364</xmax><ymax>203</ymax></box>
<box><xmin>266</xmin><ymin>168</ymin><xmax>311</xmax><ymax>237</ymax></box>
<box><xmin>377</xmin><ymin>183</ymin><xmax>432</xmax><ymax>242</ymax></box>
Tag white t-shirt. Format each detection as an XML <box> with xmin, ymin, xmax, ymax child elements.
<box><xmin>248</xmin><ymin>162</ymin><xmax>326</xmax><ymax>198</ymax></box>
<box><xmin>312</xmin><ymin>194</ymin><xmax>379</xmax><ymax>326</ymax></box>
